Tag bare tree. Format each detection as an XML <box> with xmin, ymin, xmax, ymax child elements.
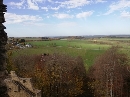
<box><xmin>90</xmin><ymin>46</ymin><xmax>129</xmax><ymax>97</ymax></box>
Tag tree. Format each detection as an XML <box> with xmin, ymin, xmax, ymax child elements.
<box><xmin>33</xmin><ymin>53</ymin><xmax>86</xmax><ymax>97</ymax></box>
<box><xmin>11</xmin><ymin>54</ymin><xmax>37</xmax><ymax>77</ymax></box>
<box><xmin>8</xmin><ymin>53</ymin><xmax>87</xmax><ymax>96</ymax></box>
<box><xmin>19</xmin><ymin>39</ymin><xmax>25</xmax><ymax>43</ymax></box>
<box><xmin>89</xmin><ymin>46</ymin><xmax>129</xmax><ymax>97</ymax></box>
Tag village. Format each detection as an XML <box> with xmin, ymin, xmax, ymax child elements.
<box><xmin>7</xmin><ymin>38</ymin><xmax>33</xmax><ymax>50</ymax></box>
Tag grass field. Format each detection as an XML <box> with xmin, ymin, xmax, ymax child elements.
<box><xmin>10</xmin><ymin>38</ymin><xmax>130</xmax><ymax>70</ymax></box>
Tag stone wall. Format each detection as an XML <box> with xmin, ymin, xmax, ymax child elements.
<box><xmin>0</xmin><ymin>0</ymin><xmax>9</xmax><ymax>96</ymax></box>
<box><xmin>5</xmin><ymin>71</ymin><xmax>41</xmax><ymax>97</ymax></box>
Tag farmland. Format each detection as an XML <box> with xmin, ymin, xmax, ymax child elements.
<box><xmin>9</xmin><ymin>37</ymin><xmax>130</xmax><ymax>69</ymax></box>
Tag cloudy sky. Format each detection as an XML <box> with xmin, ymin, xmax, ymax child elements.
<box><xmin>3</xmin><ymin>0</ymin><xmax>130</xmax><ymax>37</ymax></box>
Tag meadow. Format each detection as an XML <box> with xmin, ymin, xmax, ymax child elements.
<box><xmin>10</xmin><ymin>37</ymin><xmax>130</xmax><ymax>70</ymax></box>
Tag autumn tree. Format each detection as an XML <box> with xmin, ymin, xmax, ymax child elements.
<box><xmin>12</xmin><ymin>54</ymin><xmax>37</xmax><ymax>77</ymax></box>
<box><xmin>89</xmin><ymin>46</ymin><xmax>129</xmax><ymax>97</ymax></box>
<box><xmin>7</xmin><ymin>52</ymin><xmax>87</xmax><ymax>97</ymax></box>
<box><xmin>33</xmin><ymin>53</ymin><xmax>86</xmax><ymax>97</ymax></box>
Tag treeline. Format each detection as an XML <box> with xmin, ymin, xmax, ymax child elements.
<box><xmin>7</xmin><ymin>46</ymin><xmax>130</xmax><ymax>97</ymax></box>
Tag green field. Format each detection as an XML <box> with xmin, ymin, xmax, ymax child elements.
<box><xmin>10</xmin><ymin>38</ymin><xmax>130</xmax><ymax>70</ymax></box>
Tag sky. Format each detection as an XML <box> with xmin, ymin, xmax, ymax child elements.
<box><xmin>3</xmin><ymin>0</ymin><xmax>130</xmax><ymax>37</ymax></box>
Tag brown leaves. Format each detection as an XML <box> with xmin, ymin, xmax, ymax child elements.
<box><xmin>8</xmin><ymin>53</ymin><xmax>86</xmax><ymax>96</ymax></box>
<box><xmin>89</xmin><ymin>46</ymin><xmax>130</xmax><ymax>97</ymax></box>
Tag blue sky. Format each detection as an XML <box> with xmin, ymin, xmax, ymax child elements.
<box><xmin>3</xmin><ymin>0</ymin><xmax>130</xmax><ymax>37</ymax></box>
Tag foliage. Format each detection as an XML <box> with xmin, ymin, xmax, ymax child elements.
<box><xmin>19</xmin><ymin>39</ymin><xmax>25</xmax><ymax>43</ymax></box>
<box><xmin>7</xmin><ymin>52</ymin><xmax>87</xmax><ymax>96</ymax></box>
<box><xmin>6</xmin><ymin>50</ymin><xmax>17</xmax><ymax>72</ymax></box>
<box><xmin>33</xmin><ymin>53</ymin><xmax>86</xmax><ymax>97</ymax></box>
<box><xmin>89</xmin><ymin>46</ymin><xmax>130</xmax><ymax>97</ymax></box>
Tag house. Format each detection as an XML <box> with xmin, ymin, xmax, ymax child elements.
<box><xmin>4</xmin><ymin>71</ymin><xmax>41</xmax><ymax>97</ymax></box>
<box><xmin>25</xmin><ymin>44</ymin><xmax>32</xmax><ymax>48</ymax></box>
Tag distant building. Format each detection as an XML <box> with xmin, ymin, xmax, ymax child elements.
<box><xmin>25</xmin><ymin>44</ymin><xmax>32</xmax><ymax>48</ymax></box>
<box><xmin>5</xmin><ymin>71</ymin><xmax>41</xmax><ymax>97</ymax></box>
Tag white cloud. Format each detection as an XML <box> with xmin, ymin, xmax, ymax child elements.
<box><xmin>95</xmin><ymin>0</ymin><xmax>107</xmax><ymax>3</ymax></box>
<box><xmin>121</xmin><ymin>11</ymin><xmax>130</xmax><ymax>18</ymax></box>
<box><xmin>9</xmin><ymin>0</ymin><xmax>45</xmax><ymax>10</ymax></box>
<box><xmin>104</xmin><ymin>0</ymin><xmax>130</xmax><ymax>15</ymax></box>
<box><xmin>27</xmin><ymin>0</ymin><xmax>39</xmax><ymax>10</ymax></box>
<box><xmin>53</xmin><ymin>13</ymin><xmax>74</xmax><ymax>19</ymax></box>
<box><xmin>76</xmin><ymin>11</ymin><xmax>93</xmax><ymax>18</ymax></box>
<box><xmin>56</xmin><ymin>0</ymin><xmax>91</xmax><ymax>9</ymax></box>
<box><xmin>34</xmin><ymin>0</ymin><xmax>45</xmax><ymax>3</ymax></box>
<box><xmin>48</xmin><ymin>0</ymin><xmax>53</xmax><ymax>3</ymax></box>
<box><xmin>47</xmin><ymin>16</ymin><xmax>50</xmax><ymax>18</ymax></box>
<box><xmin>51</xmin><ymin>7</ymin><xmax>60</xmax><ymax>11</ymax></box>
<box><xmin>5</xmin><ymin>13</ymin><xmax>43</xmax><ymax>24</ymax></box>
<box><xmin>9</xmin><ymin>0</ymin><xmax>25</xmax><ymax>9</ymax></box>
<box><xmin>41</xmin><ymin>7</ymin><xmax>48</xmax><ymax>11</ymax></box>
